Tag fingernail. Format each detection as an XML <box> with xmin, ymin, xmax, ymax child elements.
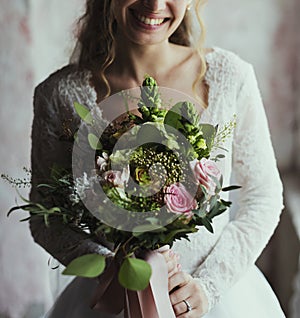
<box><xmin>157</xmin><ymin>245</ymin><xmax>170</xmax><ymax>252</ymax></box>
<box><xmin>175</xmin><ymin>254</ymin><xmax>180</xmax><ymax>260</ymax></box>
<box><xmin>169</xmin><ymin>250</ymin><xmax>174</xmax><ymax>257</ymax></box>
<box><xmin>177</xmin><ymin>264</ymin><xmax>182</xmax><ymax>270</ymax></box>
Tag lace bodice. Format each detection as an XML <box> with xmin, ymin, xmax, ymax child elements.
<box><xmin>29</xmin><ymin>47</ymin><xmax>284</xmax><ymax>313</ymax></box>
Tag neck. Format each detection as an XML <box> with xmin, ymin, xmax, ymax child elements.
<box><xmin>109</xmin><ymin>37</ymin><xmax>176</xmax><ymax>85</ymax></box>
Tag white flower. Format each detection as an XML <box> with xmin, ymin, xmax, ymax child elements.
<box><xmin>103</xmin><ymin>165</ymin><xmax>130</xmax><ymax>188</ymax></box>
<box><xmin>96</xmin><ymin>152</ymin><xmax>109</xmax><ymax>171</ymax></box>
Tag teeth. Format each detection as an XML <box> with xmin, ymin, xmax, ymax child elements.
<box><xmin>137</xmin><ymin>14</ymin><xmax>164</xmax><ymax>26</ymax></box>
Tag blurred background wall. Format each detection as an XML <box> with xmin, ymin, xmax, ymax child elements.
<box><xmin>0</xmin><ymin>0</ymin><xmax>299</xmax><ymax>317</ymax></box>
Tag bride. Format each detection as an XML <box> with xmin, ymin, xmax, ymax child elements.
<box><xmin>29</xmin><ymin>0</ymin><xmax>286</xmax><ymax>317</ymax></box>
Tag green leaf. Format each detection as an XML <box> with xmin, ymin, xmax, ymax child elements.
<box><xmin>163</xmin><ymin>228</ymin><xmax>197</xmax><ymax>244</ymax></box>
<box><xmin>193</xmin><ymin>208</ymin><xmax>206</xmax><ymax>218</ymax></box>
<box><xmin>44</xmin><ymin>214</ymin><xmax>50</xmax><ymax>227</ymax></box>
<box><xmin>164</xmin><ymin>103</ymin><xmax>185</xmax><ymax>130</ymax></box>
<box><xmin>136</xmin><ymin>124</ymin><xmax>162</xmax><ymax>144</ymax></box>
<box><xmin>220</xmin><ymin>199</ymin><xmax>232</xmax><ymax>207</ymax></box>
<box><xmin>145</xmin><ymin>217</ymin><xmax>160</xmax><ymax>225</ymax></box>
<box><xmin>36</xmin><ymin>184</ymin><xmax>56</xmax><ymax>189</ymax></box>
<box><xmin>7</xmin><ymin>204</ymin><xmax>30</xmax><ymax>217</ymax></box>
<box><xmin>118</xmin><ymin>257</ymin><xmax>152</xmax><ymax>291</ymax></box>
<box><xmin>62</xmin><ymin>254</ymin><xmax>106</xmax><ymax>278</ymax></box>
<box><xmin>209</xmin><ymin>195</ymin><xmax>218</xmax><ymax>210</ymax></box>
<box><xmin>19</xmin><ymin>216</ymin><xmax>31</xmax><ymax>222</ymax></box>
<box><xmin>132</xmin><ymin>224</ymin><xmax>165</xmax><ymax>234</ymax></box>
<box><xmin>88</xmin><ymin>133</ymin><xmax>102</xmax><ymax>150</ymax></box>
<box><xmin>74</xmin><ymin>102</ymin><xmax>93</xmax><ymax>124</ymax></box>
<box><xmin>201</xmin><ymin>217</ymin><xmax>214</xmax><ymax>233</ymax></box>
<box><xmin>222</xmin><ymin>185</ymin><xmax>241</xmax><ymax>192</ymax></box>
<box><xmin>47</xmin><ymin>207</ymin><xmax>61</xmax><ymax>214</ymax></box>
<box><xmin>207</xmin><ymin>199</ymin><xmax>231</xmax><ymax>220</ymax></box>
<box><xmin>199</xmin><ymin>124</ymin><xmax>216</xmax><ymax>150</ymax></box>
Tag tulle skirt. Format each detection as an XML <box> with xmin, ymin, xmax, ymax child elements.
<box><xmin>44</xmin><ymin>265</ymin><xmax>285</xmax><ymax>318</ymax></box>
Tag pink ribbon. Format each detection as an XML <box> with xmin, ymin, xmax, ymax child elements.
<box><xmin>90</xmin><ymin>250</ymin><xmax>176</xmax><ymax>318</ymax></box>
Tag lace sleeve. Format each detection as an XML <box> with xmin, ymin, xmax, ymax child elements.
<box><xmin>29</xmin><ymin>79</ymin><xmax>114</xmax><ymax>267</ymax></box>
<box><xmin>192</xmin><ymin>64</ymin><xmax>284</xmax><ymax>311</ymax></box>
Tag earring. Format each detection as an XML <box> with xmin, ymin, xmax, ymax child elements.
<box><xmin>186</xmin><ymin>1</ymin><xmax>192</xmax><ymax>11</ymax></box>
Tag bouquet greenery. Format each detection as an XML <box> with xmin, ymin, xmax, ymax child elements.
<box><xmin>2</xmin><ymin>76</ymin><xmax>239</xmax><ymax>291</ymax></box>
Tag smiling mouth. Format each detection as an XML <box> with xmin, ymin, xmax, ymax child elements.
<box><xmin>131</xmin><ymin>10</ymin><xmax>170</xmax><ymax>26</ymax></box>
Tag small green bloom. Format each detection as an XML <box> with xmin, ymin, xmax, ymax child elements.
<box><xmin>196</xmin><ymin>138</ymin><xmax>207</xmax><ymax>149</ymax></box>
<box><xmin>135</xmin><ymin>167</ymin><xmax>151</xmax><ymax>185</ymax></box>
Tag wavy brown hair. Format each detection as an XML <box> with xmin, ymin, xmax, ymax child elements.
<box><xmin>75</xmin><ymin>0</ymin><xmax>208</xmax><ymax>107</ymax></box>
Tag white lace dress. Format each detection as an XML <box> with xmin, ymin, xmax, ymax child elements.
<box><xmin>30</xmin><ymin>47</ymin><xmax>286</xmax><ymax>317</ymax></box>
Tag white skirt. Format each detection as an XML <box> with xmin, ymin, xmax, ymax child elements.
<box><xmin>44</xmin><ymin>265</ymin><xmax>285</xmax><ymax>318</ymax></box>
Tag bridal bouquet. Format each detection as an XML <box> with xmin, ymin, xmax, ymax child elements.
<box><xmin>2</xmin><ymin>75</ymin><xmax>239</xmax><ymax>316</ymax></box>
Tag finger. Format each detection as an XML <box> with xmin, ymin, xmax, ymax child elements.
<box><xmin>160</xmin><ymin>250</ymin><xmax>180</xmax><ymax>270</ymax></box>
<box><xmin>159</xmin><ymin>249</ymin><xmax>171</xmax><ymax>263</ymax></box>
<box><xmin>177</xmin><ymin>308</ymin><xmax>204</xmax><ymax>318</ymax></box>
<box><xmin>156</xmin><ymin>245</ymin><xmax>170</xmax><ymax>252</ymax></box>
<box><xmin>166</xmin><ymin>257</ymin><xmax>178</xmax><ymax>274</ymax></box>
<box><xmin>173</xmin><ymin>297</ymin><xmax>194</xmax><ymax>317</ymax></box>
<box><xmin>168</xmin><ymin>271</ymin><xmax>191</xmax><ymax>293</ymax></box>
<box><xmin>168</xmin><ymin>263</ymin><xmax>181</xmax><ymax>277</ymax></box>
<box><xmin>160</xmin><ymin>248</ymin><xmax>176</xmax><ymax>261</ymax></box>
<box><xmin>169</xmin><ymin>281</ymin><xmax>192</xmax><ymax>306</ymax></box>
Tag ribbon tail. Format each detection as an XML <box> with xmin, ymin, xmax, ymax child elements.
<box><xmin>125</xmin><ymin>289</ymin><xmax>143</xmax><ymax>318</ymax></box>
<box><xmin>137</xmin><ymin>284</ymin><xmax>159</xmax><ymax>318</ymax></box>
<box><xmin>90</xmin><ymin>260</ymin><xmax>124</xmax><ymax>314</ymax></box>
<box><xmin>144</xmin><ymin>251</ymin><xmax>176</xmax><ymax>318</ymax></box>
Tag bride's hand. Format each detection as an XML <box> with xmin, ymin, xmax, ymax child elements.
<box><xmin>169</xmin><ymin>271</ymin><xmax>209</xmax><ymax>317</ymax></box>
<box><xmin>158</xmin><ymin>246</ymin><xmax>180</xmax><ymax>277</ymax></box>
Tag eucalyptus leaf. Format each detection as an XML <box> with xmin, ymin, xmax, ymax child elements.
<box><xmin>132</xmin><ymin>224</ymin><xmax>165</xmax><ymax>234</ymax></box>
<box><xmin>145</xmin><ymin>217</ymin><xmax>160</xmax><ymax>225</ymax></box>
<box><xmin>118</xmin><ymin>257</ymin><xmax>152</xmax><ymax>291</ymax></box>
<box><xmin>136</xmin><ymin>124</ymin><xmax>162</xmax><ymax>144</ymax></box>
<box><xmin>209</xmin><ymin>195</ymin><xmax>218</xmax><ymax>210</ymax></box>
<box><xmin>62</xmin><ymin>254</ymin><xmax>106</xmax><ymax>278</ymax></box>
<box><xmin>74</xmin><ymin>102</ymin><xmax>93</xmax><ymax>124</ymax></box>
<box><xmin>210</xmin><ymin>175</ymin><xmax>222</xmax><ymax>192</ymax></box>
<box><xmin>88</xmin><ymin>133</ymin><xmax>102</xmax><ymax>150</ymax></box>
<box><xmin>193</xmin><ymin>208</ymin><xmax>206</xmax><ymax>218</ymax></box>
<box><xmin>199</xmin><ymin>124</ymin><xmax>216</xmax><ymax>150</ymax></box>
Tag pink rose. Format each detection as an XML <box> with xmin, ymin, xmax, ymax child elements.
<box><xmin>164</xmin><ymin>183</ymin><xmax>197</xmax><ymax>217</ymax></box>
<box><xmin>190</xmin><ymin>158</ymin><xmax>221</xmax><ymax>195</ymax></box>
<box><xmin>103</xmin><ymin>167</ymin><xmax>129</xmax><ymax>188</ymax></box>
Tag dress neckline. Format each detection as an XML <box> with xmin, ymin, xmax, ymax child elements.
<box><xmin>84</xmin><ymin>46</ymin><xmax>220</xmax><ymax>124</ymax></box>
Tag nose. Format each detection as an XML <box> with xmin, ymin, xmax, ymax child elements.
<box><xmin>142</xmin><ymin>0</ymin><xmax>166</xmax><ymax>12</ymax></box>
